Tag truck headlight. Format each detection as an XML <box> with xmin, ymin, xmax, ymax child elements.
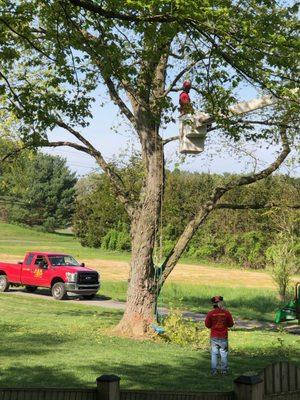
<box><xmin>65</xmin><ymin>272</ymin><xmax>77</xmax><ymax>282</ymax></box>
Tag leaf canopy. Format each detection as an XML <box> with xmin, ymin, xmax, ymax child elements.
<box><xmin>0</xmin><ymin>0</ymin><xmax>298</xmax><ymax>143</ymax></box>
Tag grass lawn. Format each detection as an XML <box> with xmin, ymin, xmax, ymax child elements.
<box><xmin>0</xmin><ymin>222</ymin><xmax>131</xmax><ymax>261</ymax></box>
<box><xmin>0</xmin><ymin>222</ymin><xmax>274</xmax><ymax>270</ymax></box>
<box><xmin>1</xmin><ymin>221</ymin><xmax>297</xmax><ymax>322</ymax></box>
<box><xmin>0</xmin><ymin>294</ymin><xmax>299</xmax><ymax>392</ymax></box>
<box><xmin>101</xmin><ymin>281</ymin><xmax>282</xmax><ymax>322</ymax></box>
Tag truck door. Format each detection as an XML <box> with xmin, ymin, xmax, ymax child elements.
<box><xmin>20</xmin><ymin>253</ymin><xmax>36</xmax><ymax>285</ymax></box>
<box><xmin>21</xmin><ymin>255</ymin><xmax>50</xmax><ymax>287</ymax></box>
<box><xmin>34</xmin><ymin>255</ymin><xmax>53</xmax><ymax>287</ymax></box>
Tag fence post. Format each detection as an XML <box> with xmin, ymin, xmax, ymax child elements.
<box><xmin>234</xmin><ymin>373</ymin><xmax>264</xmax><ymax>400</ymax></box>
<box><xmin>96</xmin><ymin>375</ymin><xmax>121</xmax><ymax>400</ymax></box>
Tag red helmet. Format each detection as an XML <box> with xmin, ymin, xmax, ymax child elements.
<box><xmin>211</xmin><ymin>296</ymin><xmax>223</xmax><ymax>304</ymax></box>
<box><xmin>183</xmin><ymin>80</ymin><xmax>192</xmax><ymax>89</ymax></box>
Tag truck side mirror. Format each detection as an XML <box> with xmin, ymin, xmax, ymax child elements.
<box><xmin>81</xmin><ymin>262</ymin><xmax>85</xmax><ymax>267</ymax></box>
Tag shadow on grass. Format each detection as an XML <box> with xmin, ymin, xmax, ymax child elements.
<box><xmin>0</xmin><ymin>334</ymin><xmax>297</xmax><ymax>391</ymax></box>
<box><xmin>0</xmin><ymin>324</ymin><xmax>72</xmax><ymax>358</ymax></box>
<box><xmin>90</xmin><ymin>357</ymin><xmax>227</xmax><ymax>392</ymax></box>
<box><xmin>96</xmin><ymin>295</ymin><xmax>112</xmax><ymax>300</ymax></box>
<box><xmin>231</xmin><ymin>326</ymin><xmax>276</xmax><ymax>333</ymax></box>
<box><xmin>87</xmin><ymin>350</ymin><xmax>295</xmax><ymax>392</ymax></box>
<box><xmin>0</xmin><ymin>365</ymin><xmax>84</xmax><ymax>388</ymax></box>
<box><xmin>52</xmin><ymin>309</ymin><xmax>123</xmax><ymax>320</ymax></box>
<box><xmin>53</xmin><ymin>231</ymin><xmax>75</xmax><ymax>238</ymax></box>
<box><xmin>18</xmin><ymin>288</ymin><xmax>112</xmax><ymax>302</ymax></box>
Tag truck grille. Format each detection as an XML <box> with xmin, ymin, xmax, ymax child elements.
<box><xmin>77</xmin><ymin>272</ymin><xmax>99</xmax><ymax>284</ymax></box>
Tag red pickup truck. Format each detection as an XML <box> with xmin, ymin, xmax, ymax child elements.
<box><xmin>0</xmin><ymin>252</ymin><xmax>100</xmax><ymax>300</ymax></box>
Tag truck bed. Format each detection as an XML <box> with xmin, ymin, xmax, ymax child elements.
<box><xmin>0</xmin><ymin>262</ymin><xmax>22</xmax><ymax>284</ymax></box>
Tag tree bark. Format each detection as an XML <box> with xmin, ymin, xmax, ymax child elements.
<box><xmin>116</xmin><ymin>117</ymin><xmax>164</xmax><ymax>336</ymax></box>
<box><xmin>160</xmin><ymin>129</ymin><xmax>291</xmax><ymax>287</ymax></box>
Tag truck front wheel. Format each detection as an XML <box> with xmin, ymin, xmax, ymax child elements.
<box><xmin>0</xmin><ymin>275</ymin><xmax>9</xmax><ymax>292</ymax></box>
<box><xmin>25</xmin><ymin>286</ymin><xmax>37</xmax><ymax>293</ymax></box>
<box><xmin>52</xmin><ymin>282</ymin><xmax>67</xmax><ymax>300</ymax></box>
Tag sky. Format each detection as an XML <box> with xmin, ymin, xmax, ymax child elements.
<box><xmin>37</xmin><ymin>1</ymin><xmax>299</xmax><ymax>179</ymax></box>
<box><xmin>44</xmin><ymin>85</ymin><xmax>299</xmax><ymax>178</ymax></box>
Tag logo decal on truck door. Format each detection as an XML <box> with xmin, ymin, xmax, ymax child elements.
<box><xmin>34</xmin><ymin>269</ymin><xmax>43</xmax><ymax>278</ymax></box>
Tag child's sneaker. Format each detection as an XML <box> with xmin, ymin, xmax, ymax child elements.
<box><xmin>211</xmin><ymin>370</ymin><xmax>218</xmax><ymax>376</ymax></box>
<box><xmin>221</xmin><ymin>370</ymin><xmax>228</xmax><ymax>375</ymax></box>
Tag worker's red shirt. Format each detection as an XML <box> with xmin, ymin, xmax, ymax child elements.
<box><xmin>205</xmin><ymin>308</ymin><xmax>234</xmax><ymax>339</ymax></box>
<box><xmin>179</xmin><ymin>91</ymin><xmax>190</xmax><ymax>105</ymax></box>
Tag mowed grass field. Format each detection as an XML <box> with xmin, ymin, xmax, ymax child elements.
<box><xmin>0</xmin><ymin>294</ymin><xmax>299</xmax><ymax>391</ymax></box>
<box><xmin>0</xmin><ymin>222</ymin><xmax>299</xmax><ymax>391</ymax></box>
<box><xmin>1</xmin><ymin>222</ymin><xmax>298</xmax><ymax>322</ymax></box>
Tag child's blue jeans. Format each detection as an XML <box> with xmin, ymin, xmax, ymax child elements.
<box><xmin>211</xmin><ymin>338</ymin><xmax>228</xmax><ymax>373</ymax></box>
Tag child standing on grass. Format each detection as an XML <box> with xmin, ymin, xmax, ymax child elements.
<box><xmin>205</xmin><ymin>296</ymin><xmax>234</xmax><ymax>375</ymax></box>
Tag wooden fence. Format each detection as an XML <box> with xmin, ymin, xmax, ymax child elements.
<box><xmin>0</xmin><ymin>362</ymin><xmax>299</xmax><ymax>400</ymax></box>
<box><xmin>0</xmin><ymin>387</ymin><xmax>233</xmax><ymax>400</ymax></box>
<box><xmin>259</xmin><ymin>361</ymin><xmax>300</xmax><ymax>396</ymax></box>
<box><xmin>121</xmin><ymin>390</ymin><xmax>234</xmax><ymax>400</ymax></box>
<box><xmin>0</xmin><ymin>389</ymin><xmax>97</xmax><ymax>400</ymax></box>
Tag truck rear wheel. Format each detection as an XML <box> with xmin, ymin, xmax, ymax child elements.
<box><xmin>0</xmin><ymin>275</ymin><xmax>9</xmax><ymax>292</ymax></box>
<box><xmin>52</xmin><ymin>282</ymin><xmax>67</xmax><ymax>300</ymax></box>
<box><xmin>25</xmin><ymin>285</ymin><xmax>37</xmax><ymax>293</ymax></box>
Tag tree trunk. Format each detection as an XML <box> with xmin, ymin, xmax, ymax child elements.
<box><xmin>116</xmin><ymin>122</ymin><xmax>164</xmax><ymax>337</ymax></box>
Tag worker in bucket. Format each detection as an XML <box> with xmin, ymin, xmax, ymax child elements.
<box><xmin>179</xmin><ymin>80</ymin><xmax>194</xmax><ymax>115</ymax></box>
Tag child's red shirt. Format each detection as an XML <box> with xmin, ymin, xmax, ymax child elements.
<box><xmin>205</xmin><ymin>308</ymin><xmax>234</xmax><ymax>338</ymax></box>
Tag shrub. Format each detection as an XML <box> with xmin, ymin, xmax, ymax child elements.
<box><xmin>266</xmin><ymin>233</ymin><xmax>299</xmax><ymax>301</ymax></box>
<box><xmin>162</xmin><ymin>239</ymin><xmax>176</xmax><ymax>256</ymax></box>
<box><xmin>192</xmin><ymin>243</ymin><xmax>221</xmax><ymax>260</ymax></box>
<box><xmin>224</xmin><ymin>231</ymin><xmax>267</xmax><ymax>269</ymax></box>
<box><xmin>101</xmin><ymin>223</ymin><xmax>131</xmax><ymax>251</ymax></box>
<box><xmin>116</xmin><ymin>230</ymin><xmax>131</xmax><ymax>251</ymax></box>
<box><xmin>161</xmin><ymin>310</ymin><xmax>209</xmax><ymax>349</ymax></box>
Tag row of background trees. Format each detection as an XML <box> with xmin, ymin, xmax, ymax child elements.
<box><xmin>1</xmin><ymin>141</ymin><xmax>299</xmax><ymax>279</ymax></box>
<box><xmin>0</xmin><ymin>138</ymin><xmax>77</xmax><ymax>232</ymax></box>
<box><xmin>73</xmin><ymin>160</ymin><xmax>300</xmax><ymax>273</ymax></box>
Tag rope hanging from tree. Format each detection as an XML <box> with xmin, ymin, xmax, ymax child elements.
<box><xmin>151</xmin><ymin>126</ymin><xmax>166</xmax><ymax>334</ymax></box>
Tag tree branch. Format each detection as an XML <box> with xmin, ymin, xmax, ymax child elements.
<box><xmin>163</xmin><ymin>57</ymin><xmax>204</xmax><ymax>97</ymax></box>
<box><xmin>103</xmin><ymin>76</ymin><xmax>136</xmax><ymax>126</ymax></box>
<box><xmin>40</xmin><ymin>140</ymin><xmax>91</xmax><ymax>154</ymax></box>
<box><xmin>0</xmin><ymin>71</ymin><xmax>26</xmax><ymax>111</ymax></box>
<box><xmin>59</xmin><ymin>3</ymin><xmax>137</xmax><ymax>125</ymax></box>
<box><xmin>216</xmin><ymin>203</ymin><xmax>300</xmax><ymax>210</ymax></box>
<box><xmin>1</xmin><ymin>144</ymin><xmax>29</xmax><ymax>163</ymax></box>
<box><xmin>163</xmin><ymin>135</ymin><xmax>179</xmax><ymax>145</ymax></box>
<box><xmin>68</xmin><ymin>0</ymin><xmax>176</xmax><ymax>23</ymax></box>
<box><xmin>0</xmin><ymin>18</ymin><xmax>56</xmax><ymax>62</ymax></box>
<box><xmin>159</xmin><ymin>128</ymin><xmax>291</xmax><ymax>287</ymax></box>
<box><xmin>45</xmin><ymin>125</ymin><xmax>135</xmax><ymax>217</ymax></box>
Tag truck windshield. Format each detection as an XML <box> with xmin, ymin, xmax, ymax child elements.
<box><xmin>49</xmin><ymin>255</ymin><xmax>80</xmax><ymax>267</ymax></box>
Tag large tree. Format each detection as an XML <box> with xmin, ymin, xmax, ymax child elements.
<box><xmin>0</xmin><ymin>0</ymin><xmax>299</xmax><ymax>335</ymax></box>
<box><xmin>0</xmin><ymin>139</ymin><xmax>77</xmax><ymax>231</ymax></box>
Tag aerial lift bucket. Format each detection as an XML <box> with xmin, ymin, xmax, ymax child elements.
<box><xmin>179</xmin><ymin>113</ymin><xmax>210</xmax><ymax>154</ymax></box>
